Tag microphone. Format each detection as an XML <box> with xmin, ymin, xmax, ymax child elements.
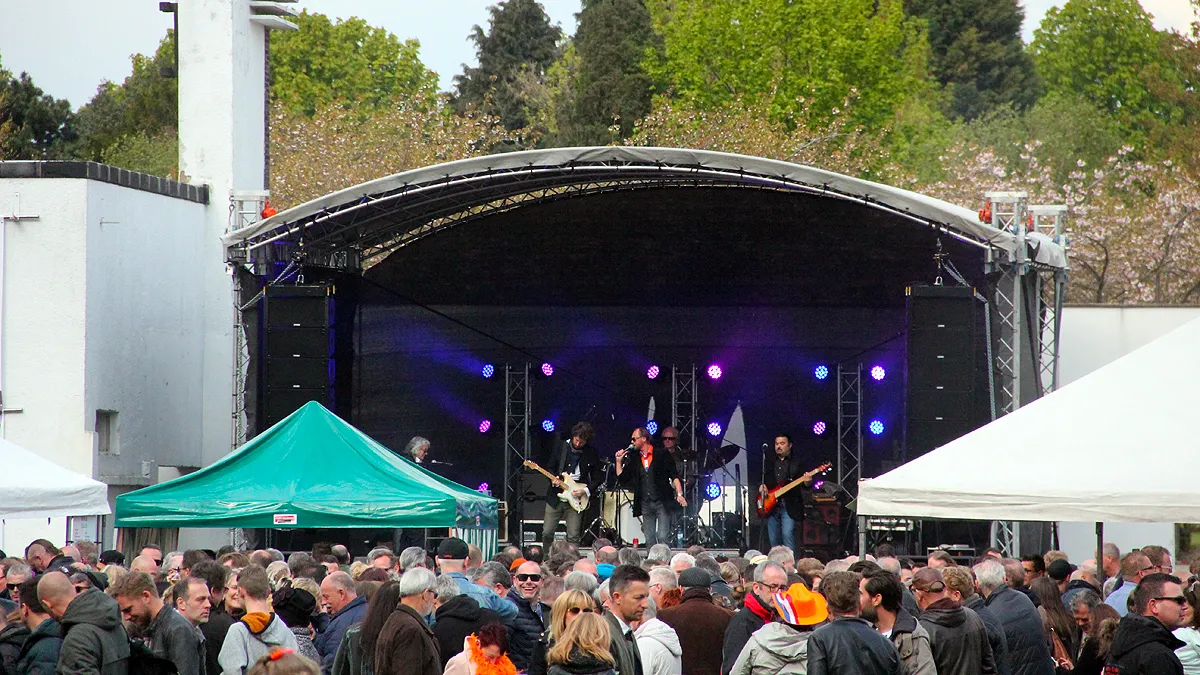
<box><xmin>428</xmin><ymin>459</ymin><xmax>454</xmax><ymax>466</ymax></box>
<box><xmin>762</xmin><ymin>443</ymin><xmax>769</xmax><ymax>450</ymax></box>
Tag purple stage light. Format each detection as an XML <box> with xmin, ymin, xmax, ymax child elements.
<box><xmin>647</xmin><ymin>365</ymin><xmax>660</xmax><ymax>380</ymax></box>
<box><xmin>542</xmin><ymin>419</ymin><xmax>555</xmax><ymax>432</ymax></box>
<box><xmin>707</xmin><ymin>364</ymin><xmax>723</xmax><ymax>380</ymax></box>
<box><xmin>814</xmin><ymin>365</ymin><xmax>829</xmax><ymax>380</ymax></box>
<box><xmin>477</xmin><ymin>482</ymin><xmax>489</xmax><ymax>492</ymax></box>
<box><xmin>870</xmin><ymin>365</ymin><xmax>886</xmax><ymax>381</ymax></box>
<box><xmin>869</xmin><ymin>419</ymin><xmax>885</xmax><ymax>435</ymax></box>
<box><xmin>479</xmin><ymin>419</ymin><xmax>492</xmax><ymax>434</ymax></box>
<box><xmin>482</xmin><ymin>364</ymin><xmax>495</xmax><ymax>379</ymax></box>
<box><xmin>813</xmin><ymin>421</ymin><xmax>827</xmax><ymax>435</ymax></box>
<box><xmin>813</xmin><ymin>480</ymin><xmax>825</xmax><ymax>491</ymax></box>
<box><xmin>707</xmin><ymin>421</ymin><xmax>722</xmax><ymax>437</ymax></box>
<box><xmin>541</xmin><ymin>362</ymin><xmax>554</xmax><ymax>377</ymax></box>
<box><xmin>646</xmin><ymin>420</ymin><xmax>658</xmax><ymax>435</ymax></box>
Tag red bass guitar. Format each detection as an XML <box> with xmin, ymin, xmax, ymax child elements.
<box><xmin>756</xmin><ymin>462</ymin><xmax>831</xmax><ymax>518</ymax></box>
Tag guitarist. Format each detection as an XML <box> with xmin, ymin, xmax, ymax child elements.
<box><xmin>541</xmin><ymin>422</ymin><xmax>601</xmax><ymax>553</ymax></box>
<box><xmin>759</xmin><ymin>433</ymin><xmax>809</xmax><ymax>551</ymax></box>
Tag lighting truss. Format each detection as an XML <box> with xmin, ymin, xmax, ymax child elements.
<box><xmin>672</xmin><ymin>365</ymin><xmax>697</xmax><ymax>451</ymax></box>
<box><xmin>503</xmin><ymin>363</ymin><xmax>531</xmax><ymax>545</ymax></box>
<box><xmin>836</xmin><ymin>363</ymin><xmax>862</xmax><ymax>500</ymax></box>
<box><xmin>1031</xmin><ymin>205</ymin><xmax>1068</xmax><ymax>396</ymax></box>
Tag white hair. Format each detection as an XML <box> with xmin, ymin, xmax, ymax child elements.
<box><xmin>434</xmin><ymin>574</ymin><xmax>461</xmax><ymax>603</ymax></box>
<box><xmin>564</xmin><ymin>571</ymin><xmax>598</xmax><ymax>595</ymax></box>
<box><xmin>647</xmin><ymin>544</ymin><xmax>673</xmax><ymax>564</ymax></box>
<box><xmin>404</xmin><ymin>436</ymin><xmax>430</xmax><ymax>460</ymax></box>
<box><xmin>670</xmin><ymin>553</ymin><xmax>695</xmax><ymax>569</ymax></box>
<box><xmin>595</xmin><ymin>579</ymin><xmax>611</xmax><ymax>607</ymax></box>
<box><xmin>398</xmin><ymin>567</ymin><xmax>436</xmax><ymax>597</ymax></box>
<box><xmin>753</xmin><ymin>562</ymin><xmax>786</xmax><ymax>583</ymax></box>
<box><xmin>399</xmin><ymin>547</ymin><xmax>427</xmax><ymax>572</ymax></box>
<box><xmin>877</xmin><ymin>557</ymin><xmax>901</xmax><ymax>575</ymax></box>
<box><xmin>973</xmin><ymin>559</ymin><xmax>1007</xmax><ymax>594</ymax></box>
<box><xmin>367</xmin><ymin>548</ymin><xmax>394</xmax><ymax>565</ymax></box>
<box><xmin>649</xmin><ymin>567</ymin><xmax>678</xmax><ymax>590</ymax></box>
<box><xmin>824</xmin><ymin>559</ymin><xmax>850</xmax><ymax>575</ymax></box>
<box><xmin>642</xmin><ymin>594</ymin><xmax>658</xmax><ymax>620</ymax></box>
<box><xmin>767</xmin><ymin>546</ymin><xmax>795</xmax><ymax>565</ymax></box>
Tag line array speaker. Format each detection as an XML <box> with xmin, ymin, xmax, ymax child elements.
<box><xmin>262</xmin><ymin>285</ymin><xmax>331</xmax><ymax>427</ymax></box>
<box><xmin>905</xmin><ymin>285</ymin><xmax>980</xmax><ymax>459</ymax></box>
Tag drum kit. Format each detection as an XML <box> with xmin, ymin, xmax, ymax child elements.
<box><xmin>587</xmin><ymin>441</ymin><xmax>746</xmax><ymax>548</ymax></box>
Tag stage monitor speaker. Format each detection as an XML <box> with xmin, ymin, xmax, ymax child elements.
<box><xmin>905</xmin><ymin>285</ymin><xmax>980</xmax><ymax>460</ymax></box>
<box><xmin>262</xmin><ymin>285</ymin><xmax>332</xmax><ymax>427</ymax></box>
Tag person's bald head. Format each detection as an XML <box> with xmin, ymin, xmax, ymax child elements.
<box><xmin>320</xmin><ymin>571</ymin><xmax>356</xmax><ymax>615</ymax></box>
<box><xmin>131</xmin><ymin>555</ymin><xmax>158</xmax><ymax>575</ymax></box>
<box><xmin>61</xmin><ymin>545</ymin><xmax>81</xmax><ymax>562</ymax></box>
<box><xmin>573</xmin><ymin>559</ymin><xmax>598</xmax><ymax>577</ymax></box>
<box><xmin>36</xmin><ymin>571</ymin><xmax>76</xmax><ymax>620</ymax></box>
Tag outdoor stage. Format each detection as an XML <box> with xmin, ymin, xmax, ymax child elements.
<box><xmin>224</xmin><ymin>147</ymin><xmax>1067</xmax><ymax>558</ymax></box>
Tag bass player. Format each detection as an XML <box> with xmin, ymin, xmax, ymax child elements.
<box><xmin>541</xmin><ymin>421</ymin><xmax>601</xmax><ymax>552</ymax></box>
<box><xmin>759</xmin><ymin>433</ymin><xmax>810</xmax><ymax>550</ymax></box>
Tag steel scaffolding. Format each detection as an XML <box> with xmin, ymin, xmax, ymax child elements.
<box><xmin>672</xmin><ymin>365</ymin><xmax>697</xmax><ymax>449</ymax></box>
<box><xmin>837</xmin><ymin>363</ymin><xmax>863</xmax><ymax>500</ymax></box>
<box><xmin>1032</xmin><ymin>205</ymin><xmax>1069</xmax><ymax>396</ymax></box>
<box><xmin>503</xmin><ymin>363</ymin><xmax>531</xmax><ymax>544</ymax></box>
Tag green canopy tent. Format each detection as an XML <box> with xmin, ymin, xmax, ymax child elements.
<box><xmin>115</xmin><ymin>402</ymin><xmax>497</xmax><ymax>551</ymax></box>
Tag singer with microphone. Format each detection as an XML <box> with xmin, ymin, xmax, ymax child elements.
<box><xmin>615</xmin><ymin>426</ymin><xmax>687</xmax><ymax>547</ymax></box>
<box><xmin>540</xmin><ymin>422</ymin><xmax>600</xmax><ymax>553</ymax></box>
<box><xmin>402</xmin><ymin>436</ymin><xmax>432</xmax><ymax>465</ymax></box>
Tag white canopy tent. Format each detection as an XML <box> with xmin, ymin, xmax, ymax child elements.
<box><xmin>0</xmin><ymin>438</ymin><xmax>110</xmax><ymax>519</ymax></box>
<box><xmin>858</xmin><ymin>315</ymin><xmax>1200</xmax><ymax>523</ymax></box>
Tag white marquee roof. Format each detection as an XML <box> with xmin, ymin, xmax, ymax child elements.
<box><xmin>1</xmin><ymin>439</ymin><xmax>111</xmax><ymax>519</ymax></box>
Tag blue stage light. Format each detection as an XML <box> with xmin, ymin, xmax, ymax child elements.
<box><xmin>705</xmin><ymin>481</ymin><xmax>723</xmax><ymax>500</ymax></box>
<box><xmin>869</xmin><ymin>420</ymin><xmax>885</xmax><ymax>435</ymax></box>
<box><xmin>646</xmin><ymin>420</ymin><xmax>658</xmax><ymax>435</ymax></box>
<box><xmin>813</xmin><ymin>421</ymin><xmax>827</xmax><ymax>435</ymax></box>
<box><xmin>707</xmin><ymin>422</ymin><xmax>723</xmax><ymax>437</ymax></box>
<box><xmin>871</xmin><ymin>365</ymin><xmax>886</xmax><ymax>381</ymax></box>
<box><xmin>542</xmin><ymin>420</ymin><xmax>555</xmax><ymax>432</ymax></box>
<box><xmin>482</xmin><ymin>364</ymin><xmax>495</xmax><ymax>379</ymax></box>
<box><xmin>814</xmin><ymin>365</ymin><xmax>829</xmax><ymax>380</ymax></box>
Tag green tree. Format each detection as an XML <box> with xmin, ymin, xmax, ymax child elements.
<box><xmin>1031</xmin><ymin>0</ymin><xmax>1181</xmax><ymax>137</ymax></box>
<box><xmin>269</xmin><ymin>11</ymin><xmax>438</xmax><ymax>116</ymax></box>
<box><xmin>904</xmin><ymin>0</ymin><xmax>1041</xmax><ymax>120</ymax></box>
<box><xmin>564</xmin><ymin>0</ymin><xmax>658</xmax><ymax>144</ymax></box>
<box><xmin>453</xmin><ymin>0</ymin><xmax>563</xmax><ymax>132</ymax></box>
<box><xmin>644</xmin><ymin>0</ymin><xmax>933</xmax><ymax>131</ymax></box>
<box><xmin>0</xmin><ymin>69</ymin><xmax>76</xmax><ymax>159</ymax></box>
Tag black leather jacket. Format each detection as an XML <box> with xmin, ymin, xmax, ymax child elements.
<box><xmin>806</xmin><ymin>616</ymin><xmax>905</xmax><ymax>675</ymax></box>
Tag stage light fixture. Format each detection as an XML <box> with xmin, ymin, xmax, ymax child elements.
<box><xmin>647</xmin><ymin>365</ymin><xmax>660</xmax><ymax>379</ymax></box>
<box><xmin>870</xmin><ymin>365</ymin><xmax>886</xmax><ymax>381</ymax></box>
<box><xmin>813</xmin><ymin>421</ymin><xmax>827</xmax><ymax>435</ymax></box>
<box><xmin>542</xmin><ymin>419</ymin><xmax>555</xmax><ymax>432</ymax></box>
<box><xmin>707</xmin><ymin>421</ymin><xmax>722</xmax><ymax>437</ymax></box>
<box><xmin>541</xmin><ymin>362</ymin><xmax>554</xmax><ymax>377</ymax></box>
<box><xmin>477</xmin><ymin>482</ymin><xmax>489</xmax><ymax>493</ymax></box>
<box><xmin>481</xmin><ymin>364</ymin><xmax>495</xmax><ymax>379</ymax></box>
<box><xmin>707</xmin><ymin>364</ymin><xmax>723</xmax><ymax>380</ymax></box>
<box><xmin>704</xmin><ymin>481</ymin><xmax>723</xmax><ymax>500</ymax></box>
<box><xmin>646</xmin><ymin>420</ymin><xmax>658</xmax><ymax>435</ymax></box>
<box><xmin>814</xmin><ymin>365</ymin><xmax>829</xmax><ymax>380</ymax></box>
<box><xmin>869</xmin><ymin>419</ymin><xmax>885</xmax><ymax>435</ymax></box>
<box><xmin>479</xmin><ymin>419</ymin><xmax>492</xmax><ymax>434</ymax></box>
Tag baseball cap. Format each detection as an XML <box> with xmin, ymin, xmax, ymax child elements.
<box><xmin>678</xmin><ymin>567</ymin><xmax>713</xmax><ymax>589</ymax></box>
<box><xmin>99</xmin><ymin>550</ymin><xmax>125</xmax><ymax>566</ymax></box>
<box><xmin>773</xmin><ymin>583</ymin><xmax>828</xmax><ymax>626</ymax></box>
<box><xmin>1047</xmin><ymin>559</ymin><xmax>1075</xmax><ymax>582</ymax></box>
<box><xmin>437</xmin><ymin>538</ymin><xmax>469</xmax><ymax>560</ymax></box>
<box><xmin>911</xmin><ymin>567</ymin><xmax>946</xmax><ymax>593</ymax></box>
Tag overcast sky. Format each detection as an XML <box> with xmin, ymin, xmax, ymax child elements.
<box><xmin>0</xmin><ymin>0</ymin><xmax>1194</xmax><ymax>111</ymax></box>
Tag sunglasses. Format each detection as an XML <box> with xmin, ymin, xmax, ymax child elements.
<box><xmin>516</xmin><ymin>574</ymin><xmax>542</xmax><ymax>582</ymax></box>
<box><xmin>567</xmin><ymin>607</ymin><xmax>595</xmax><ymax>615</ymax></box>
<box><xmin>1155</xmin><ymin>595</ymin><xmax>1187</xmax><ymax>606</ymax></box>
<box><xmin>663</xmin><ymin>437</ymin><xmax>678</xmax><ymax>441</ymax></box>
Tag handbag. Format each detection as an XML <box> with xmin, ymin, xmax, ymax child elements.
<box><xmin>1050</xmin><ymin>628</ymin><xmax>1074</xmax><ymax>670</ymax></box>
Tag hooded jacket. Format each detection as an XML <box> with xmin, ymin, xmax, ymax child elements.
<box><xmin>919</xmin><ymin>598</ymin><xmax>997</xmax><ymax>675</ymax></box>
<box><xmin>433</xmin><ymin>595</ymin><xmax>503</xmax><ymax>663</ymax></box>
<box><xmin>721</xmin><ymin>592</ymin><xmax>771</xmax><ymax>675</ymax></box>
<box><xmin>658</xmin><ymin>587</ymin><xmax>732</xmax><ymax>675</ymax></box>
<box><xmin>728</xmin><ymin>622</ymin><xmax>813</xmax><ymax>675</ymax></box>
<box><xmin>1106</xmin><ymin>614</ymin><xmax>1185</xmax><ymax>675</ymax></box>
<box><xmin>16</xmin><ymin>617</ymin><xmax>62</xmax><ymax>675</ymax></box>
<box><xmin>966</xmin><ymin>594</ymin><xmax>1011</xmax><ymax>675</ymax></box>
<box><xmin>0</xmin><ymin>621</ymin><xmax>30</xmax><ymax>674</ymax></box>
<box><xmin>218</xmin><ymin>613</ymin><xmax>300</xmax><ymax>675</ymax></box>
<box><xmin>890</xmin><ymin>608</ymin><xmax>935</xmax><ymax>675</ymax></box>
<box><xmin>985</xmin><ymin>585</ymin><xmax>1055</xmax><ymax>675</ymax></box>
<box><xmin>547</xmin><ymin>648</ymin><xmax>617</xmax><ymax>675</ymax></box>
<box><xmin>57</xmin><ymin>589</ymin><xmax>131</xmax><ymax>675</ymax></box>
<box><xmin>635</xmin><ymin>618</ymin><xmax>682</xmax><ymax>675</ymax></box>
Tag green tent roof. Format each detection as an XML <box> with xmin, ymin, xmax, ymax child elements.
<box><xmin>115</xmin><ymin>402</ymin><xmax>497</xmax><ymax>529</ymax></box>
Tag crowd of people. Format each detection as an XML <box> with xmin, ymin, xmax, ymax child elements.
<box><xmin>0</xmin><ymin>536</ymin><xmax>1198</xmax><ymax>674</ymax></box>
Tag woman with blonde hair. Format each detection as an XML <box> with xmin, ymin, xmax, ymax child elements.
<box><xmin>267</xmin><ymin>561</ymin><xmax>293</xmax><ymax>590</ymax></box>
<box><xmin>546</xmin><ymin>612</ymin><xmax>616</xmax><ymax>675</ymax></box>
<box><xmin>528</xmin><ymin>590</ymin><xmax>598</xmax><ymax>675</ymax></box>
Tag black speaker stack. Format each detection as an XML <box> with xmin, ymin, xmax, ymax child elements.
<box><xmin>262</xmin><ymin>285</ymin><xmax>333</xmax><ymax>428</ymax></box>
<box><xmin>904</xmin><ymin>285</ymin><xmax>984</xmax><ymax>460</ymax></box>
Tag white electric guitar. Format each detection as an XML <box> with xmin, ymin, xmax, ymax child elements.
<box><xmin>524</xmin><ymin>460</ymin><xmax>589</xmax><ymax>512</ymax></box>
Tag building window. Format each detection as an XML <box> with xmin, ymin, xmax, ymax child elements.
<box><xmin>96</xmin><ymin>410</ymin><xmax>118</xmax><ymax>456</ymax></box>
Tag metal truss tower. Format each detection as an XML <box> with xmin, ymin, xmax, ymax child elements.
<box><xmin>672</xmin><ymin>365</ymin><xmax>697</xmax><ymax>448</ymax></box>
<box><xmin>836</xmin><ymin>363</ymin><xmax>863</xmax><ymax>499</ymax></box>
<box><xmin>503</xmin><ymin>363</ymin><xmax>531</xmax><ymax>544</ymax></box>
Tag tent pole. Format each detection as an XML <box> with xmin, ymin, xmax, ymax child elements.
<box><xmin>858</xmin><ymin>516</ymin><xmax>867</xmax><ymax>558</ymax></box>
<box><xmin>1096</xmin><ymin>522</ymin><xmax>1106</xmax><ymax>587</ymax></box>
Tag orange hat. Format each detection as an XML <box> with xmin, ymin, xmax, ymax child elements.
<box><xmin>772</xmin><ymin>583</ymin><xmax>828</xmax><ymax>626</ymax></box>
<box><xmin>509</xmin><ymin>557</ymin><xmax>527</xmax><ymax>571</ymax></box>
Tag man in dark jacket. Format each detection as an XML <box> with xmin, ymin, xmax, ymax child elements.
<box><xmin>541</xmin><ymin>422</ymin><xmax>602</xmax><ymax>553</ymax></box>
<box><xmin>721</xmin><ymin>561</ymin><xmax>786</xmax><ymax>675</ymax></box>
<box><xmin>190</xmin><ymin>560</ymin><xmax>233</xmax><ymax>675</ymax></box>
<box><xmin>16</xmin><ymin>577</ymin><xmax>61</xmax><ymax>675</ymax></box>
<box><xmin>1106</xmin><ymin>573</ymin><xmax>1186</xmax><ymax>674</ymax></box>
<box><xmin>605</xmin><ymin>565</ymin><xmax>648</xmax><ymax>675</ymax></box>
<box><xmin>859</xmin><ymin>568</ymin><xmax>934</xmax><ymax>675</ymax></box>
<box><xmin>806</xmin><ymin>571</ymin><xmax>904</xmax><ymax>675</ymax></box>
<box><xmin>658</xmin><ymin>568</ymin><xmax>732</xmax><ymax>675</ymax></box>
<box><xmin>944</xmin><ymin>564</ymin><xmax>1011</xmax><ymax>675</ymax></box>
<box><xmin>317</xmin><ymin>571</ymin><xmax>367</xmax><ymax>674</ymax></box>
<box><xmin>36</xmin><ymin>572</ymin><xmax>130</xmax><ymax>675</ymax></box>
<box><xmin>109</xmin><ymin>571</ymin><xmax>204</xmax><ymax>675</ymax></box>
<box><xmin>616</xmin><ymin>428</ymin><xmax>687</xmax><ymax>547</ymax></box>
<box><xmin>375</xmin><ymin>568</ymin><xmax>441</xmax><ymax>675</ymax></box>
<box><xmin>508</xmin><ymin>561</ymin><xmax>550</xmax><ymax>672</ymax></box>
<box><xmin>758</xmin><ymin>434</ymin><xmax>810</xmax><ymax>551</ymax></box>
<box><xmin>912</xmin><ymin>567</ymin><xmax>996</xmax><ymax>675</ymax></box>
<box><xmin>974</xmin><ymin>559</ymin><xmax>1053</xmax><ymax>675</ymax></box>
<box><xmin>433</xmin><ymin>580</ymin><xmax>502</xmax><ymax>662</ymax></box>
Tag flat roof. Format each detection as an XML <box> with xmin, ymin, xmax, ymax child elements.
<box><xmin>0</xmin><ymin>161</ymin><xmax>208</xmax><ymax>204</ymax></box>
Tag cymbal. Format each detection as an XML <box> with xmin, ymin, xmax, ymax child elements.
<box><xmin>703</xmin><ymin>444</ymin><xmax>741</xmax><ymax>472</ymax></box>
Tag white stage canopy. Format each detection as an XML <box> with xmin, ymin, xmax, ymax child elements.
<box><xmin>858</xmin><ymin>316</ymin><xmax>1200</xmax><ymax>523</ymax></box>
<box><xmin>1</xmin><ymin>439</ymin><xmax>110</xmax><ymax>519</ymax></box>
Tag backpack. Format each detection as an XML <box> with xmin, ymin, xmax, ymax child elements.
<box><xmin>127</xmin><ymin>638</ymin><xmax>178</xmax><ymax>675</ymax></box>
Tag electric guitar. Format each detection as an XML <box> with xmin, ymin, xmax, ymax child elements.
<box><xmin>756</xmin><ymin>462</ymin><xmax>831</xmax><ymax>518</ymax></box>
<box><xmin>524</xmin><ymin>460</ymin><xmax>589</xmax><ymax>512</ymax></box>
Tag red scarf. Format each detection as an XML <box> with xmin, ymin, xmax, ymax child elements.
<box><xmin>744</xmin><ymin>590</ymin><xmax>773</xmax><ymax>622</ymax></box>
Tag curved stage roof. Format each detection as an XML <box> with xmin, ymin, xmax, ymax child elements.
<box><xmin>223</xmin><ymin>147</ymin><xmax>1065</xmax><ymax>275</ymax></box>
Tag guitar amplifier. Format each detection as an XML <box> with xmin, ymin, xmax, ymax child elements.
<box><xmin>802</xmin><ymin>502</ymin><xmax>843</xmax><ymax>546</ymax></box>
